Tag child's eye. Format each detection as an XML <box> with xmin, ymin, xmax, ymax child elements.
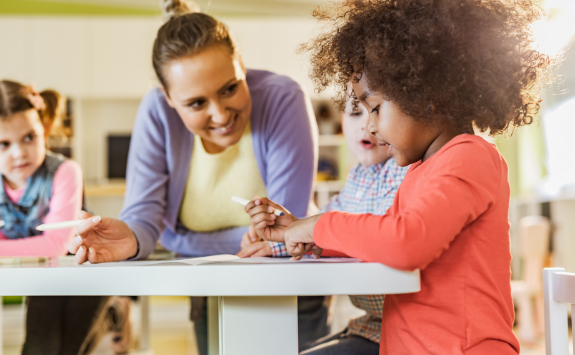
<box><xmin>349</xmin><ymin>110</ymin><xmax>363</xmax><ymax>117</ymax></box>
<box><xmin>0</xmin><ymin>141</ymin><xmax>9</xmax><ymax>150</ymax></box>
<box><xmin>370</xmin><ymin>105</ymin><xmax>380</xmax><ymax>114</ymax></box>
<box><xmin>24</xmin><ymin>133</ymin><xmax>36</xmax><ymax>142</ymax></box>
<box><xmin>223</xmin><ymin>84</ymin><xmax>238</xmax><ymax>95</ymax></box>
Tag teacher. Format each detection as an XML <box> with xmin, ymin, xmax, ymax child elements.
<box><xmin>68</xmin><ymin>0</ymin><xmax>325</xmax><ymax>353</ymax></box>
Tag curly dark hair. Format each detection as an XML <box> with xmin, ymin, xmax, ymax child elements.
<box><xmin>300</xmin><ymin>0</ymin><xmax>555</xmax><ymax>135</ymax></box>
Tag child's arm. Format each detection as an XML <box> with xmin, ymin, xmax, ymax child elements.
<box><xmin>0</xmin><ymin>161</ymin><xmax>82</xmax><ymax>257</ymax></box>
<box><xmin>312</xmin><ymin>141</ymin><xmax>501</xmax><ymax>271</ymax></box>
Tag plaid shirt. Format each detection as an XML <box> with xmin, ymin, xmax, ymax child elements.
<box><xmin>271</xmin><ymin>158</ymin><xmax>408</xmax><ymax>343</ymax></box>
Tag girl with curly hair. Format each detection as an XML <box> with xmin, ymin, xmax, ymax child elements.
<box><xmin>245</xmin><ymin>0</ymin><xmax>554</xmax><ymax>354</ymax></box>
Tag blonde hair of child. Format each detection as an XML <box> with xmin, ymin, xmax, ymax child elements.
<box><xmin>0</xmin><ymin>80</ymin><xmax>67</xmax><ymax>138</ymax></box>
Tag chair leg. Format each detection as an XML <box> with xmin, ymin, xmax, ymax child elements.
<box><xmin>517</xmin><ymin>292</ymin><xmax>535</xmax><ymax>342</ymax></box>
<box><xmin>535</xmin><ymin>292</ymin><xmax>545</xmax><ymax>336</ymax></box>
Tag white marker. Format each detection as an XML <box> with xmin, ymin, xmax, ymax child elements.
<box><xmin>231</xmin><ymin>196</ymin><xmax>284</xmax><ymax>216</ymax></box>
<box><xmin>36</xmin><ymin>220</ymin><xmax>82</xmax><ymax>231</ymax></box>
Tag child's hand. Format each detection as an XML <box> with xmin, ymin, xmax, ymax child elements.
<box><xmin>240</xmin><ymin>225</ymin><xmax>260</xmax><ymax>249</ymax></box>
<box><xmin>285</xmin><ymin>214</ymin><xmax>323</xmax><ymax>260</ymax></box>
<box><xmin>245</xmin><ymin>196</ymin><xmax>298</xmax><ymax>243</ymax></box>
<box><xmin>236</xmin><ymin>241</ymin><xmax>272</xmax><ymax>258</ymax></box>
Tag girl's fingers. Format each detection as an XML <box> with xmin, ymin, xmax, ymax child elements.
<box><xmin>68</xmin><ymin>235</ymin><xmax>83</xmax><ymax>254</ymax></box>
<box><xmin>311</xmin><ymin>246</ymin><xmax>323</xmax><ymax>259</ymax></box>
<box><xmin>252</xmin><ymin>247</ymin><xmax>271</xmax><ymax>257</ymax></box>
<box><xmin>237</xmin><ymin>244</ymin><xmax>256</xmax><ymax>258</ymax></box>
<box><xmin>255</xmin><ymin>220</ymin><xmax>271</xmax><ymax>232</ymax></box>
<box><xmin>246</xmin><ymin>205</ymin><xmax>277</xmax><ymax>218</ymax></box>
<box><xmin>75</xmin><ymin>246</ymin><xmax>88</xmax><ymax>264</ymax></box>
<box><xmin>248</xmin><ymin>225</ymin><xmax>258</xmax><ymax>242</ymax></box>
<box><xmin>250</xmin><ymin>213</ymin><xmax>275</xmax><ymax>229</ymax></box>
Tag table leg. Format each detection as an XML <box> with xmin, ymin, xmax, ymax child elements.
<box><xmin>139</xmin><ymin>296</ymin><xmax>151</xmax><ymax>352</ymax></box>
<box><xmin>218</xmin><ymin>296</ymin><xmax>298</xmax><ymax>355</ymax></box>
<box><xmin>207</xmin><ymin>297</ymin><xmax>219</xmax><ymax>355</ymax></box>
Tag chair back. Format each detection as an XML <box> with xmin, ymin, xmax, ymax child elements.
<box><xmin>520</xmin><ymin>216</ymin><xmax>550</xmax><ymax>292</ymax></box>
<box><xmin>543</xmin><ymin>268</ymin><xmax>575</xmax><ymax>354</ymax></box>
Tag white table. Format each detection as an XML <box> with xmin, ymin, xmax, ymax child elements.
<box><xmin>0</xmin><ymin>260</ymin><xmax>420</xmax><ymax>355</ymax></box>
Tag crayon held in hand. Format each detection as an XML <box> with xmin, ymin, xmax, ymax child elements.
<box><xmin>231</xmin><ymin>196</ymin><xmax>284</xmax><ymax>216</ymax></box>
<box><xmin>36</xmin><ymin>220</ymin><xmax>82</xmax><ymax>231</ymax></box>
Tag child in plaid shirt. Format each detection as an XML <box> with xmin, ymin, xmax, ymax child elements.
<box><xmin>239</xmin><ymin>93</ymin><xmax>408</xmax><ymax>354</ymax></box>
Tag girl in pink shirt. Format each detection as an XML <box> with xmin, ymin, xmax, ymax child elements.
<box><xmin>0</xmin><ymin>80</ymin><xmax>82</xmax><ymax>257</ymax></box>
<box><xmin>0</xmin><ymin>82</ymin><xmax>131</xmax><ymax>354</ymax></box>
<box><xmin>245</xmin><ymin>0</ymin><xmax>555</xmax><ymax>354</ymax></box>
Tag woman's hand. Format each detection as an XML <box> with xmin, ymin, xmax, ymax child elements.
<box><xmin>245</xmin><ymin>196</ymin><xmax>298</xmax><ymax>243</ymax></box>
<box><xmin>67</xmin><ymin>211</ymin><xmax>139</xmax><ymax>264</ymax></box>
<box><xmin>285</xmin><ymin>214</ymin><xmax>323</xmax><ymax>260</ymax></box>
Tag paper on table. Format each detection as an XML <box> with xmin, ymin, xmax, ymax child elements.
<box><xmin>85</xmin><ymin>254</ymin><xmax>241</xmax><ymax>267</ymax></box>
<box><xmin>214</xmin><ymin>256</ymin><xmax>361</xmax><ymax>265</ymax></box>
<box><xmin>84</xmin><ymin>254</ymin><xmax>360</xmax><ymax>267</ymax></box>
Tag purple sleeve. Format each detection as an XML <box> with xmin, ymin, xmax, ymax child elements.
<box><xmin>120</xmin><ymin>92</ymin><xmax>168</xmax><ymax>260</ymax></box>
<box><xmin>263</xmin><ymin>87</ymin><xmax>318</xmax><ymax>218</ymax></box>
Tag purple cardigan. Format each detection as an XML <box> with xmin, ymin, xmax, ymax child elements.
<box><xmin>120</xmin><ymin>69</ymin><xmax>318</xmax><ymax>259</ymax></box>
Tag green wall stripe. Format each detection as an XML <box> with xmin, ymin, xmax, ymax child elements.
<box><xmin>0</xmin><ymin>0</ymin><xmax>160</xmax><ymax>16</ymax></box>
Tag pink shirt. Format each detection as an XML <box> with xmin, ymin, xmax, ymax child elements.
<box><xmin>0</xmin><ymin>160</ymin><xmax>83</xmax><ymax>257</ymax></box>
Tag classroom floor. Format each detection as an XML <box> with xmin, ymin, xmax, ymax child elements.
<box><xmin>1</xmin><ymin>296</ymin><xmax>571</xmax><ymax>355</ymax></box>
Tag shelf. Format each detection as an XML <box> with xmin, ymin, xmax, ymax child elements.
<box><xmin>85</xmin><ymin>183</ymin><xmax>126</xmax><ymax>197</ymax></box>
<box><xmin>318</xmin><ymin>135</ymin><xmax>345</xmax><ymax>147</ymax></box>
<box><xmin>314</xmin><ymin>180</ymin><xmax>343</xmax><ymax>192</ymax></box>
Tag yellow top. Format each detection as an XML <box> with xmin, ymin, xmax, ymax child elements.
<box><xmin>179</xmin><ymin>122</ymin><xmax>267</xmax><ymax>232</ymax></box>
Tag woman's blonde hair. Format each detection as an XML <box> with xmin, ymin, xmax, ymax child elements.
<box><xmin>153</xmin><ymin>0</ymin><xmax>238</xmax><ymax>91</ymax></box>
<box><xmin>0</xmin><ymin>80</ymin><xmax>67</xmax><ymax>137</ymax></box>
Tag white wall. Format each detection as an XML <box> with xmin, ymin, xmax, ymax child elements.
<box><xmin>0</xmin><ymin>16</ymin><xmax>330</xmax><ymax>215</ymax></box>
<box><xmin>0</xmin><ymin>15</ymin><xmax>325</xmax><ymax>176</ymax></box>
<box><xmin>0</xmin><ymin>16</ymin><xmax>323</xmax><ymax>98</ymax></box>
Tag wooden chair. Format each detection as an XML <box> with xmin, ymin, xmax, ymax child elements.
<box><xmin>511</xmin><ymin>215</ymin><xmax>550</xmax><ymax>342</ymax></box>
<box><xmin>543</xmin><ymin>268</ymin><xmax>575</xmax><ymax>354</ymax></box>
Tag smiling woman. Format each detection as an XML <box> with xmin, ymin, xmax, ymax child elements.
<box><xmin>66</xmin><ymin>0</ymin><xmax>325</xmax><ymax>353</ymax></box>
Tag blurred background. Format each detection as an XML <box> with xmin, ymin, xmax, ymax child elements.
<box><xmin>0</xmin><ymin>0</ymin><xmax>574</xmax><ymax>354</ymax></box>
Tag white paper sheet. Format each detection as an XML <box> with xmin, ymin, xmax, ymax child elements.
<box><xmin>84</xmin><ymin>255</ymin><xmax>360</xmax><ymax>267</ymax></box>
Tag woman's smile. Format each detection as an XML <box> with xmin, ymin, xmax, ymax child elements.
<box><xmin>209</xmin><ymin>113</ymin><xmax>238</xmax><ymax>136</ymax></box>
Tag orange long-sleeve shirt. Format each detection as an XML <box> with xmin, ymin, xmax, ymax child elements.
<box><xmin>314</xmin><ymin>134</ymin><xmax>519</xmax><ymax>355</ymax></box>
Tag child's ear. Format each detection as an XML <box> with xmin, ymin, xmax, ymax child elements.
<box><xmin>161</xmin><ymin>87</ymin><xmax>175</xmax><ymax>108</ymax></box>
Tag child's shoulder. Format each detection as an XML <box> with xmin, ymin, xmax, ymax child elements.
<box><xmin>430</xmin><ymin>134</ymin><xmax>504</xmax><ymax>179</ymax></box>
<box><xmin>53</xmin><ymin>159</ymin><xmax>82</xmax><ymax>181</ymax></box>
<box><xmin>439</xmin><ymin>134</ymin><xmax>501</xmax><ymax>161</ymax></box>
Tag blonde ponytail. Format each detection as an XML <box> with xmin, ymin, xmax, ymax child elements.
<box><xmin>162</xmin><ymin>0</ymin><xmax>200</xmax><ymax>23</ymax></box>
<box><xmin>39</xmin><ymin>89</ymin><xmax>67</xmax><ymax>138</ymax></box>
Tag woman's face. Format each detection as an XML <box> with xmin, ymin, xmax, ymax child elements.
<box><xmin>163</xmin><ymin>45</ymin><xmax>252</xmax><ymax>154</ymax></box>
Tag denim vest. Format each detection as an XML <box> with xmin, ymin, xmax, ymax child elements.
<box><xmin>0</xmin><ymin>152</ymin><xmax>66</xmax><ymax>239</ymax></box>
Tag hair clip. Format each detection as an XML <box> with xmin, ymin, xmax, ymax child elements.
<box><xmin>21</xmin><ymin>84</ymin><xmax>46</xmax><ymax>111</ymax></box>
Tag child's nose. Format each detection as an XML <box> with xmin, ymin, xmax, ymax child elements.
<box><xmin>367</xmin><ymin>123</ymin><xmax>377</xmax><ymax>136</ymax></box>
<box><xmin>11</xmin><ymin>144</ymin><xmax>25</xmax><ymax>158</ymax></box>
